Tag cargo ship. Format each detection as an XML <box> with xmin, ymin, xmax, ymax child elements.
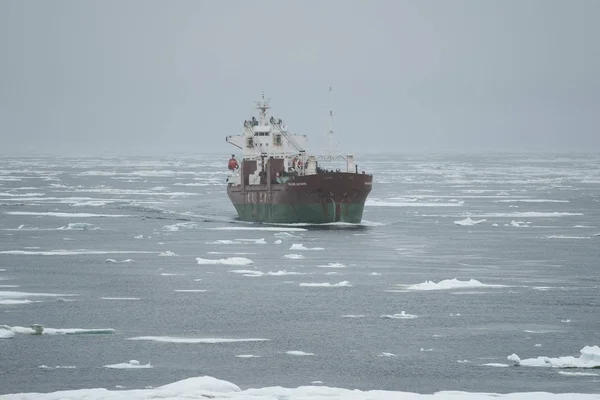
<box><xmin>225</xmin><ymin>93</ymin><xmax>372</xmax><ymax>223</ymax></box>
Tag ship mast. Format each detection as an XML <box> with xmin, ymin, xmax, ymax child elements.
<box><xmin>328</xmin><ymin>86</ymin><xmax>335</xmax><ymax>153</ymax></box>
<box><xmin>255</xmin><ymin>92</ymin><xmax>270</xmax><ymax>125</ymax></box>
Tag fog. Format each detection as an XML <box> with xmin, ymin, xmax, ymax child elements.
<box><xmin>1</xmin><ymin>0</ymin><xmax>598</xmax><ymax>156</ymax></box>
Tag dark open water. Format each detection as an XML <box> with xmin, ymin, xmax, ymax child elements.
<box><xmin>1</xmin><ymin>153</ymin><xmax>599</xmax><ymax>395</ymax></box>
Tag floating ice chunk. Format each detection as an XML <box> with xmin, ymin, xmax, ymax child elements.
<box><xmin>420</xmin><ymin>348</ymin><xmax>434</xmax><ymax>352</ymax></box>
<box><xmin>299</xmin><ymin>281</ymin><xmax>352</xmax><ymax>287</ymax></box>
<box><xmin>229</xmin><ymin>270</ymin><xmax>264</xmax><ymax>277</ymax></box>
<box><xmin>367</xmin><ymin>199</ymin><xmax>462</xmax><ymax>207</ymax></box>
<box><xmin>39</xmin><ymin>365</ymin><xmax>76</xmax><ymax>369</ymax></box>
<box><xmin>211</xmin><ymin>226</ymin><xmax>307</xmax><ymax>232</ymax></box>
<box><xmin>59</xmin><ymin>222</ymin><xmax>98</xmax><ymax>230</ymax></box>
<box><xmin>561</xmin><ymin>319</ymin><xmax>571</xmax><ymax>323</ymax></box>
<box><xmin>341</xmin><ymin>315</ymin><xmax>365</xmax><ymax>318</ymax></box>
<box><xmin>159</xmin><ymin>251</ymin><xmax>179</xmax><ymax>257</ymax></box>
<box><xmin>0</xmin><ymin>290</ymin><xmax>75</xmax><ymax>299</ymax></box>
<box><xmin>274</xmin><ymin>232</ymin><xmax>301</xmax><ymax>238</ymax></box>
<box><xmin>454</xmin><ymin>217</ymin><xmax>486</xmax><ymax>226</ymax></box>
<box><xmin>311</xmin><ymin>381</ymin><xmax>324</xmax><ymax>384</ymax></box>
<box><xmin>196</xmin><ymin>257</ymin><xmax>253</xmax><ymax>266</ymax></box>
<box><xmin>370</xmin><ymin>272</ymin><xmax>382</xmax><ymax>276</ymax></box>
<box><xmin>1</xmin><ymin>325</ymin><xmax>115</xmax><ymax>335</ymax></box>
<box><xmin>235</xmin><ymin>354</ymin><xmax>261</xmax><ymax>358</ymax></box>
<box><xmin>105</xmin><ymin>259</ymin><xmax>135</xmax><ymax>263</ymax></box>
<box><xmin>0</xmin><ymin>299</ymin><xmax>34</xmax><ymax>305</ymax></box>
<box><xmin>405</xmin><ymin>279</ymin><xmax>506</xmax><ymax>291</ymax></box>
<box><xmin>290</xmin><ymin>243</ymin><xmax>324</xmax><ymax>251</ymax></box>
<box><xmin>511</xmin><ymin>220</ymin><xmax>528</xmax><ymax>227</ymax></box>
<box><xmin>162</xmin><ymin>222</ymin><xmax>198</xmax><ymax>232</ymax></box>
<box><xmin>450</xmin><ymin>313</ymin><xmax>461</xmax><ymax>317</ymax></box>
<box><xmin>468</xmin><ymin>212</ymin><xmax>584</xmax><ymax>218</ymax></box>
<box><xmin>5</xmin><ymin>211</ymin><xmax>131</xmax><ymax>218</ymax></box>
<box><xmin>492</xmin><ymin>223</ymin><xmax>499</xmax><ymax>227</ymax></box>
<box><xmin>378</xmin><ymin>352</ymin><xmax>396</xmax><ymax>357</ymax></box>
<box><xmin>1</xmin><ymin>250</ymin><xmax>150</xmax><ymax>256</ymax></box>
<box><xmin>381</xmin><ymin>311</ymin><xmax>418</xmax><ymax>319</ymax></box>
<box><xmin>274</xmin><ymin>240</ymin><xmax>282</xmax><ymax>244</ymax></box>
<box><xmin>535</xmin><ymin>344</ymin><xmax>542</xmax><ymax>347</ymax></box>
<box><xmin>286</xmin><ymin>350</ymin><xmax>314</xmax><ymax>356</ymax></box>
<box><xmin>267</xmin><ymin>270</ymin><xmax>306</xmax><ymax>276</ymax></box>
<box><xmin>127</xmin><ymin>336</ymin><xmax>269</xmax><ymax>344</ymax></box>
<box><xmin>483</xmin><ymin>363</ymin><xmax>509</xmax><ymax>368</ymax></box>
<box><xmin>134</xmin><ymin>235</ymin><xmax>144</xmax><ymax>239</ymax></box>
<box><xmin>325</xmin><ymin>272</ymin><xmax>341</xmax><ymax>276</ymax></box>
<box><xmin>104</xmin><ymin>360</ymin><xmax>153</xmax><ymax>369</ymax></box>
<box><xmin>508</xmin><ymin>346</ymin><xmax>600</xmax><ymax>368</ymax></box>
<box><xmin>0</xmin><ymin>329</ymin><xmax>15</xmax><ymax>339</ymax></box>
<box><xmin>283</xmin><ymin>254</ymin><xmax>304</xmax><ymax>259</ymax></box>
<box><xmin>208</xmin><ymin>240</ymin><xmax>236</xmax><ymax>244</ymax></box>
<box><xmin>161</xmin><ymin>273</ymin><xmax>183</xmax><ymax>276</ymax></box>
<box><xmin>316</xmin><ymin>262</ymin><xmax>347</xmax><ymax>268</ymax></box>
<box><xmin>559</xmin><ymin>371</ymin><xmax>599</xmax><ymax>377</ymax></box>
<box><xmin>101</xmin><ymin>297</ymin><xmax>141</xmax><ymax>301</ymax></box>
<box><xmin>546</xmin><ymin>235</ymin><xmax>590</xmax><ymax>239</ymax></box>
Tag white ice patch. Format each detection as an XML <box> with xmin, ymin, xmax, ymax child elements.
<box><xmin>466</xmin><ymin>212</ymin><xmax>583</xmax><ymax>218</ymax></box>
<box><xmin>104</xmin><ymin>360</ymin><xmax>153</xmax><ymax>369</ymax></box>
<box><xmin>101</xmin><ymin>297</ymin><xmax>141</xmax><ymax>301</ymax></box>
<box><xmin>366</xmin><ymin>199</ymin><xmax>462</xmax><ymax>207</ymax></box>
<box><xmin>341</xmin><ymin>315</ymin><xmax>365</xmax><ymax>318</ymax></box>
<box><xmin>404</xmin><ymin>279</ymin><xmax>506</xmax><ymax>291</ymax></box>
<box><xmin>508</xmin><ymin>346</ymin><xmax>600</xmax><ymax>368</ymax></box>
<box><xmin>381</xmin><ymin>311</ymin><xmax>418</xmax><ymax>319</ymax></box>
<box><xmin>0</xmin><ymin>250</ymin><xmax>151</xmax><ymax>256</ymax></box>
<box><xmin>4</xmin><ymin>211</ymin><xmax>131</xmax><ymax>218</ymax></box>
<box><xmin>378</xmin><ymin>352</ymin><xmax>397</xmax><ymax>357</ymax></box>
<box><xmin>208</xmin><ymin>238</ymin><xmax>267</xmax><ymax>245</ymax></box>
<box><xmin>127</xmin><ymin>336</ymin><xmax>269</xmax><ymax>344</ymax></box>
<box><xmin>482</xmin><ymin>363</ymin><xmax>509</xmax><ymax>368</ymax></box>
<box><xmin>558</xmin><ymin>371</ymin><xmax>599</xmax><ymax>377</ymax></box>
<box><xmin>290</xmin><ymin>243</ymin><xmax>324</xmax><ymax>251</ymax></box>
<box><xmin>105</xmin><ymin>259</ymin><xmax>135</xmax><ymax>263</ymax></box>
<box><xmin>274</xmin><ymin>240</ymin><xmax>283</xmax><ymax>244</ymax></box>
<box><xmin>196</xmin><ymin>257</ymin><xmax>253</xmax><ymax>266</ymax></box>
<box><xmin>283</xmin><ymin>254</ymin><xmax>304</xmax><ymax>259</ymax></box>
<box><xmin>2</xmin><ymin>325</ymin><xmax>115</xmax><ymax>335</ymax></box>
<box><xmin>174</xmin><ymin>290</ymin><xmax>207</xmax><ymax>293</ymax></box>
<box><xmin>0</xmin><ymin>299</ymin><xmax>34</xmax><ymax>305</ymax></box>
<box><xmin>299</xmin><ymin>281</ymin><xmax>351</xmax><ymax>287</ymax></box>
<box><xmin>210</xmin><ymin>226</ymin><xmax>307</xmax><ymax>232</ymax></box>
<box><xmin>0</xmin><ymin>290</ymin><xmax>75</xmax><ymax>299</ymax></box>
<box><xmin>286</xmin><ymin>351</ymin><xmax>314</xmax><ymax>356</ymax></box>
<box><xmin>316</xmin><ymin>263</ymin><xmax>347</xmax><ymax>268</ymax></box>
<box><xmin>454</xmin><ymin>217</ymin><xmax>486</xmax><ymax>226</ymax></box>
<box><xmin>58</xmin><ymin>222</ymin><xmax>99</xmax><ymax>230</ymax></box>
<box><xmin>229</xmin><ymin>270</ymin><xmax>264</xmax><ymax>277</ymax></box>
<box><xmin>161</xmin><ymin>222</ymin><xmax>198</xmax><ymax>232</ymax></box>
<box><xmin>267</xmin><ymin>270</ymin><xmax>306</xmax><ymax>276</ymax></box>
<box><xmin>39</xmin><ymin>365</ymin><xmax>76</xmax><ymax>369</ymax></box>
<box><xmin>494</xmin><ymin>199</ymin><xmax>569</xmax><ymax>203</ymax></box>
<box><xmin>159</xmin><ymin>251</ymin><xmax>179</xmax><ymax>256</ymax></box>
<box><xmin>546</xmin><ymin>235</ymin><xmax>590</xmax><ymax>239</ymax></box>
<box><xmin>235</xmin><ymin>354</ymin><xmax>261</xmax><ymax>358</ymax></box>
<box><xmin>0</xmin><ymin>329</ymin><xmax>15</xmax><ymax>339</ymax></box>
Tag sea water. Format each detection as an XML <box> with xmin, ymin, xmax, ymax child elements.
<box><xmin>1</xmin><ymin>153</ymin><xmax>599</xmax><ymax>398</ymax></box>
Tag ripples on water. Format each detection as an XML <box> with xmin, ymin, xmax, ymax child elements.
<box><xmin>0</xmin><ymin>153</ymin><xmax>599</xmax><ymax>397</ymax></box>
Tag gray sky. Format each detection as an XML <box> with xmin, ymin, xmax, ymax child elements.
<box><xmin>1</xmin><ymin>0</ymin><xmax>598</xmax><ymax>156</ymax></box>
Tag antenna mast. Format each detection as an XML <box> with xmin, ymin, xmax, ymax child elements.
<box><xmin>328</xmin><ymin>86</ymin><xmax>335</xmax><ymax>154</ymax></box>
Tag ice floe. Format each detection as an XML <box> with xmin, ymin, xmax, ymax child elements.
<box><xmin>404</xmin><ymin>279</ymin><xmax>506</xmax><ymax>291</ymax></box>
<box><xmin>0</xmin><ymin>299</ymin><xmax>34</xmax><ymax>305</ymax></box>
<box><xmin>235</xmin><ymin>354</ymin><xmax>261</xmax><ymax>358</ymax></box>
<box><xmin>58</xmin><ymin>222</ymin><xmax>99</xmax><ymax>230</ymax></box>
<box><xmin>467</xmin><ymin>212</ymin><xmax>583</xmax><ymax>218</ymax></box>
<box><xmin>286</xmin><ymin>350</ymin><xmax>314</xmax><ymax>356</ymax></box>
<box><xmin>162</xmin><ymin>222</ymin><xmax>198</xmax><ymax>232</ymax></box>
<box><xmin>127</xmin><ymin>336</ymin><xmax>269</xmax><ymax>344</ymax></box>
<box><xmin>316</xmin><ymin>262</ymin><xmax>347</xmax><ymax>268</ymax></box>
<box><xmin>341</xmin><ymin>315</ymin><xmax>365</xmax><ymax>318</ymax></box>
<box><xmin>283</xmin><ymin>254</ymin><xmax>304</xmax><ymax>259</ymax></box>
<box><xmin>378</xmin><ymin>352</ymin><xmax>397</xmax><ymax>357</ymax></box>
<box><xmin>8</xmin><ymin>375</ymin><xmax>596</xmax><ymax>399</ymax></box>
<box><xmin>4</xmin><ymin>211</ymin><xmax>132</xmax><ymax>218</ymax></box>
<box><xmin>39</xmin><ymin>365</ymin><xmax>76</xmax><ymax>369</ymax></box>
<box><xmin>0</xmin><ymin>329</ymin><xmax>15</xmax><ymax>339</ymax></box>
<box><xmin>2</xmin><ymin>325</ymin><xmax>115</xmax><ymax>335</ymax></box>
<box><xmin>0</xmin><ymin>250</ymin><xmax>151</xmax><ymax>256</ymax></box>
<box><xmin>290</xmin><ymin>243</ymin><xmax>324</xmax><ymax>251</ymax></box>
<box><xmin>482</xmin><ymin>363</ymin><xmax>509</xmax><ymax>368</ymax></box>
<box><xmin>196</xmin><ymin>257</ymin><xmax>253</xmax><ymax>266</ymax></box>
<box><xmin>100</xmin><ymin>297</ymin><xmax>141</xmax><ymax>301</ymax></box>
<box><xmin>210</xmin><ymin>226</ymin><xmax>307</xmax><ymax>232</ymax></box>
<box><xmin>559</xmin><ymin>371</ymin><xmax>599</xmax><ymax>377</ymax></box>
<box><xmin>454</xmin><ymin>217</ymin><xmax>486</xmax><ymax>226</ymax></box>
<box><xmin>508</xmin><ymin>346</ymin><xmax>600</xmax><ymax>368</ymax></box>
<box><xmin>381</xmin><ymin>311</ymin><xmax>418</xmax><ymax>319</ymax></box>
<box><xmin>159</xmin><ymin>250</ymin><xmax>179</xmax><ymax>256</ymax></box>
<box><xmin>546</xmin><ymin>235</ymin><xmax>590</xmax><ymax>239</ymax></box>
<box><xmin>366</xmin><ymin>199</ymin><xmax>462</xmax><ymax>207</ymax></box>
<box><xmin>267</xmin><ymin>270</ymin><xmax>306</xmax><ymax>276</ymax></box>
<box><xmin>104</xmin><ymin>360</ymin><xmax>153</xmax><ymax>369</ymax></box>
<box><xmin>299</xmin><ymin>281</ymin><xmax>352</xmax><ymax>287</ymax></box>
<box><xmin>229</xmin><ymin>269</ymin><xmax>264</xmax><ymax>277</ymax></box>
<box><xmin>105</xmin><ymin>259</ymin><xmax>135</xmax><ymax>263</ymax></box>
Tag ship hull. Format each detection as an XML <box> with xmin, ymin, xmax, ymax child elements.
<box><xmin>227</xmin><ymin>172</ymin><xmax>372</xmax><ymax>224</ymax></box>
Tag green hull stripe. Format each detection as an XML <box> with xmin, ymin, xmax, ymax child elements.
<box><xmin>232</xmin><ymin>203</ymin><xmax>366</xmax><ymax>224</ymax></box>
